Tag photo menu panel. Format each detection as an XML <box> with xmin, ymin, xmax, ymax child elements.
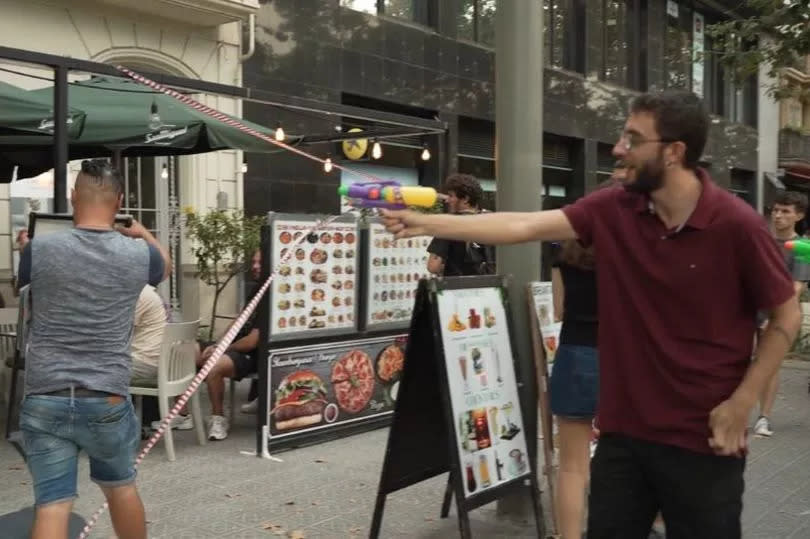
<box><xmin>269</xmin><ymin>215</ymin><xmax>359</xmax><ymax>341</ymax></box>
<box><xmin>365</xmin><ymin>222</ymin><xmax>431</xmax><ymax>331</ymax></box>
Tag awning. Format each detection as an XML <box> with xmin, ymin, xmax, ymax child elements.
<box><xmin>27</xmin><ymin>76</ymin><xmax>293</xmax><ymax>155</ymax></box>
<box><xmin>781</xmin><ymin>160</ymin><xmax>810</xmax><ymax>183</ymax></box>
<box><xmin>0</xmin><ymin>81</ymin><xmax>85</xmax><ymax>138</ymax></box>
<box><xmin>0</xmin><ymin>76</ymin><xmax>297</xmax><ymax>178</ymax></box>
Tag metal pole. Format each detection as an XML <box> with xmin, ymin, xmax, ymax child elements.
<box><xmin>53</xmin><ymin>65</ymin><xmax>68</xmax><ymax>213</ymax></box>
<box><xmin>494</xmin><ymin>0</ymin><xmax>544</xmax><ymax>521</ymax></box>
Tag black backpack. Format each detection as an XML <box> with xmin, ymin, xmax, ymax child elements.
<box><xmin>463</xmin><ymin>241</ymin><xmax>496</xmax><ymax>275</ymax></box>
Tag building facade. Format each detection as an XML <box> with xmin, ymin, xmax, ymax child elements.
<box><xmin>243</xmin><ymin>0</ymin><xmax>773</xmax><ymax>241</ymax></box>
<box><xmin>0</xmin><ymin>0</ymin><xmax>258</xmax><ymax>325</ymax></box>
<box><xmin>779</xmin><ymin>54</ymin><xmax>810</xmax><ymax>197</ymax></box>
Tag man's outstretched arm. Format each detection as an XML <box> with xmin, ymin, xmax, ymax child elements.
<box><xmin>382</xmin><ymin>209</ymin><xmax>578</xmax><ymax>244</ymax></box>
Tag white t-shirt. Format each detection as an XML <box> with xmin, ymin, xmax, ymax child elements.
<box><xmin>132</xmin><ymin>285</ymin><xmax>167</xmax><ymax>368</ymax></box>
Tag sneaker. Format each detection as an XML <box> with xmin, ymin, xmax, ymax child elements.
<box><xmin>754</xmin><ymin>416</ymin><xmax>773</xmax><ymax>437</ymax></box>
<box><xmin>208</xmin><ymin>415</ymin><xmax>229</xmax><ymax>441</ymax></box>
<box><xmin>240</xmin><ymin>399</ymin><xmax>258</xmax><ymax>414</ymax></box>
<box><xmin>150</xmin><ymin>414</ymin><xmax>193</xmax><ymax>431</ymax></box>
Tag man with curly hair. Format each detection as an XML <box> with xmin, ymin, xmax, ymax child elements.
<box><xmin>426</xmin><ymin>173</ymin><xmax>494</xmax><ymax>276</ymax></box>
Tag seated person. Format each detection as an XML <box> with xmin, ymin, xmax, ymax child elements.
<box><xmin>131</xmin><ymin>285</ymin><xmax>168</xmax><ymax>387</ymax></box>
<box><xmin>197</xmin><ymin>249</ymin><xmax>261</xmax><ymax>441</ymax></box>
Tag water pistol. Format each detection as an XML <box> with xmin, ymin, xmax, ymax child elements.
<box><xmin>338</xmin><ymin>181</ymin><xmax>438</xmax><ymax>209</ymax></box>
<box><xmin>785</xmin><ymin>239</ymin><xmax>810</xmax><ymax>264</ymax></box>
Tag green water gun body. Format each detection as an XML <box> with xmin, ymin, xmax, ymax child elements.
<box><xmin>785</xmin><ymin>239</ymin><xmax>810</xmax><ymax>264</ymax></box>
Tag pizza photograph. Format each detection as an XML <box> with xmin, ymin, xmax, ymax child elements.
<box><xmin>376</xmin><ymin>344</ymin><xmax>405</xmax><ymax>383</ymax></box>
<box><xmin>331</xmin><ymin>349</ymin><xmax>375</xmax><ymax>414</ymax></box>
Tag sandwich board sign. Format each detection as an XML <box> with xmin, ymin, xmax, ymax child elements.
<box><xmin>370</xmin><ymin>276</ymin><xmax>543</xmax><ymax>538</ymax></box>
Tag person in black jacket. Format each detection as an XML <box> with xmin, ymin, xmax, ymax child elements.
<box><xmin>426</xmin><ymin>174</ymin><xmax>494</xmax><ymax>276</ymax></box>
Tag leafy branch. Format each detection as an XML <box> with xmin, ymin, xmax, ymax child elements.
<box><xmin>184</xmin><ymin>208</ymin><xmax>263</xmax><ymax>341</ymax></box>
<box><xmin>705</xmin><ymin>1</ymin><xmax>810</xmax><ymax>100</ymax></box>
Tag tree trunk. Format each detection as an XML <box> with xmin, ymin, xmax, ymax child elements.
<box><xmin>208</xmin><ymin>287</ymin><xmax>220</xmax><ymax>342</ymax></box>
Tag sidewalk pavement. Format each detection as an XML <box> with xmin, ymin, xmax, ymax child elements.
<box><xmin>0</xmin><ymin>361</ymin><xmax>809</xmax><ymax>538</ymax></box>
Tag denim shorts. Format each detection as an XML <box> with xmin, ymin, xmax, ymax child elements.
<box><xmin>549</xmin><ymin>344</ymin><xmax>599</xmax><ymax>419</ymax></box>
<box><xmin>20</xmin><ymin>394</ymin><xmax>139</xmax><ymax>506</ymax></box>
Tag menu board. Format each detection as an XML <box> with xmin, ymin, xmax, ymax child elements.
<box><xmin>365</xmin><ymin>221</ymin><xmax>432</xmax><ymax>330</ymax></box>
<box><xmin>436</xmin><ymin>286</ymin><xmax>530</xmax><ymax>498</ymax></box>
<box><xmin>269</xmin><ymin>214</ymin><xmax>359</xmax><ymax>341</ymax></box>
<box><xmin>529</xmin><ymin>281</ymin><xmax>561</xmax><ymax>364</ymax></box>
<box><xmin>266</xmin><ymin>336</ymin><xmax>407</xmax><ymax>438</ymax></box>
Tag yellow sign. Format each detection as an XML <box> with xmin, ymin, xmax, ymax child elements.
<box><xmin>342</xmin><ymin>127</ymin><xmax>368</xmax><ymax>160</ymax></box>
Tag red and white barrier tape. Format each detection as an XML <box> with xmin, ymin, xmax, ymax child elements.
<box><xmin>76</xmin><ymin>67</ymin><xmax>386</xmax><ymax>538</ymax></box>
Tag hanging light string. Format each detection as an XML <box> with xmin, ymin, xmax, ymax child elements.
<box><xmin>119</xmin><ymin>66</ymin><xmax>386</xmax><ymax>183</ymax></box>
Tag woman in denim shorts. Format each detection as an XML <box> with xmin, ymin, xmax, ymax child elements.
<box><xmin>549</xmin><ymin>232</ymin><xmax>599</xmax><ymax>539</ymax></box>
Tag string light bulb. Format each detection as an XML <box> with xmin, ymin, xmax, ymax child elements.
<box><xmin>421</xmin><ymin>144</ymin><xmax>431</xmax><ymax>161</ymax></box>
<box><xmin>275</xmin><ymin>122</ymin><xmax>285</xmax><ymax>142</ymax></box>
<box><xmin>149</xmin><ymin>100</ymin><xmax>162</xmax><ymax>131</ymax></box>
<box><xmin>371</xmin><ymin>140</ymin><xmax>382</xmax><ymax>159</ymax></box>
<box><xmin>161</xmin><ymin>163</ymin><xmax>169</xmax><ymax>180</ymax></box>
<box><xmin>324</xmin><ymin>156</ymin><xmax>333</xmax><ymax>173</ymax></box>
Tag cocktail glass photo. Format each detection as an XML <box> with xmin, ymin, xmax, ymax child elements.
<box><xmin>458</xmin><ymin>354</ymin><xmax>469</xmax><ymax>391</ymax></box>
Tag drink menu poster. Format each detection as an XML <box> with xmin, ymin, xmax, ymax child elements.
<box><xmin>365</xmin><ymin>222</ymin><xmax>432</xmax><ymax>329</ymax></box>
<box><xmin>269</xmin><ymin>217</ymin><xmax>358</xmax><ymax>340</ymax></box>
<box><xmin>436</xmin><ymin>287</ymin><xmax>531</xmax><ymax>498</ymax></box>
<box><xmin>529</xmin><ymin>281</ymin><xmax>561</xmax><ymax>364</ymax></box>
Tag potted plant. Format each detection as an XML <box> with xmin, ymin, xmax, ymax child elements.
<box><xmin>183</xmin><ymin>207</ymin><xmax>264</xmax><ymax>341</ymax></box>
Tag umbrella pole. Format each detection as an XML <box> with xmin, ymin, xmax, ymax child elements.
<box><xmin>53</xmin><ymin>65</ymin><xmax>68</xmax><ymax>213</ymax></box>
<box><xmin>112</xmin><ymin>150</ymin><xmax>122</xmax><ymax>173</ymax></box>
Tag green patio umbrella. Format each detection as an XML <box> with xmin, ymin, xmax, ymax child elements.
<box><xmin>27</xmin><ymin>76</ymin><xmax>291</xmax><ymax>155</ymax></box>
<box><xmin>0</xmin><ymin>81</ymin><xmax>85</xmax><ymax>138</ymax></box>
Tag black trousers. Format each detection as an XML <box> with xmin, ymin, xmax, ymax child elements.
<box><xmin>588</xmin><ymin>434</ymin><xmax>745</xmax><ymax>539</ymax></box>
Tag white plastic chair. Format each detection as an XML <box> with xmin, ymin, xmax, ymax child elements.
<box><xmin>129</xmin><ymin>320</ymin><xmax>206</xmax><ymax>461</ymax></box>
<box><xmin>0</xmin><ymin>307</ymin><xmax>19</xmax><ymax>408</ymax></box>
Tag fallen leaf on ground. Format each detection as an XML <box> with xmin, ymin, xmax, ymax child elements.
<box><xmin>314</xmin><ymin>458</ymin><xmax>327</xmax><ymax>463</ymax></box>
<box><xmin>261</xmin><ymin>521</ymin><xmax>283</xmax><ymax>530</ymax></box>
<box><xmin>311</xmin><ymin>501</ymin><xmax>319</xmax><ymax>506</ymax></box>
<box><xmin>288</xmin><ymin>530</ymin><xmax>306</xmax><ymax>539</ymax></box>
<box><xmin>424</xmin><ymin>517</ymin><xmax>435</xmax><ymax>522</ymax></box>
<box><xmin>7</xmin><ymin>465</ymin><xmax>22</xmax><ymax>470</ymax></box>
<box><xmin>284</xmin><ymin>500</ymin><xmax>295</xmax><ymax>506</ymax></box>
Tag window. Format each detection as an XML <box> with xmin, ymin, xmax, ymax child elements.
<box><xmin>665</xmin><ymin>3</ymin><xmax>756</xmax><ymax>126</ymax></box>
<box><xmin>341</xmin><ymin>0</ymin><xmax>424</xmax><ymax>23</ymax></box>
<box><xmin>729</xmin><ymin>168</ymin><xmax>755</xmax><ymax>208</ymax></box>
<box><xmin>664</xmin><ymin>1</ymin><xmax>692</xmax><ymax>90</ymax></box>
<box><xmin>597</xmin><ymin>0</ymin><xmax>629</xmax><ymax>85</ymax></box>
<box><xmin>544</xmin><ymin>0</ymin><xmax>567</xmax><ymax>68</ymax></box>
<box><xmin>456</xmin><ymin>0</ymin><xmax>496</xmax><ymax>47</ymax></box>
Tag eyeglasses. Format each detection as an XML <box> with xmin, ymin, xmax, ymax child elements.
<box><xmin>618</xmin><ymin>134</ymin><xmax>678</xmax><ymax>151</ymax></box>
<box><xmin>80</xmin><ymin>159</ymin><xmax>114</xmax><ymax>177</ymax></box>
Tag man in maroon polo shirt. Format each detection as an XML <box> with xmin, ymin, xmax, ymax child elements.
<box><xmin>382</xmin><ymin>90</ymin><xmax>801</xmax><ymax>538</ymax></box>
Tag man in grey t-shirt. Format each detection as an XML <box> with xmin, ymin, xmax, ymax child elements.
<box><xmin>754</xmin><ymin>190</ymin><xmax>810</xmax><ymax>437</ymax></box>
<box><xmin>17</xmin><ymin>159</ymin><xmax>169</xmax><ymax>539</ymax></box>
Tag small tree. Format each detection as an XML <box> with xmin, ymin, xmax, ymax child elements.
<box><xmin>183</xmin><ymin>208</ymin><xmax>264</xmax><ymax>341</ymax></box>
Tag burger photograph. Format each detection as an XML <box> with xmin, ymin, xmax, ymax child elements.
<box><xmin>270</xmin><ymin>370</ymin><xmax>329</xmax><ymax>431</ymax></box>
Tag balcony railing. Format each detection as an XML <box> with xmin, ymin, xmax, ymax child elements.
<box><xmin>779</xmin><ymin>128</ymin><xmax>810</xmax><ymax>162</ymax></box>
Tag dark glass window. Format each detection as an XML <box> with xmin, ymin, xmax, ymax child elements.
<box><xmin>457</xmin><ymin>0</ymin><xmax>496</xmax><ymax>47</ymax></box>
<box><xmin>544</xmin><ymin>0</ymin><xmax>568</xmax><ymax>68</ymax></box>
<box><xmin>600</xmin><ymin>1</ymin><xmax>629</xmax><ymax>85</ymax></box>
